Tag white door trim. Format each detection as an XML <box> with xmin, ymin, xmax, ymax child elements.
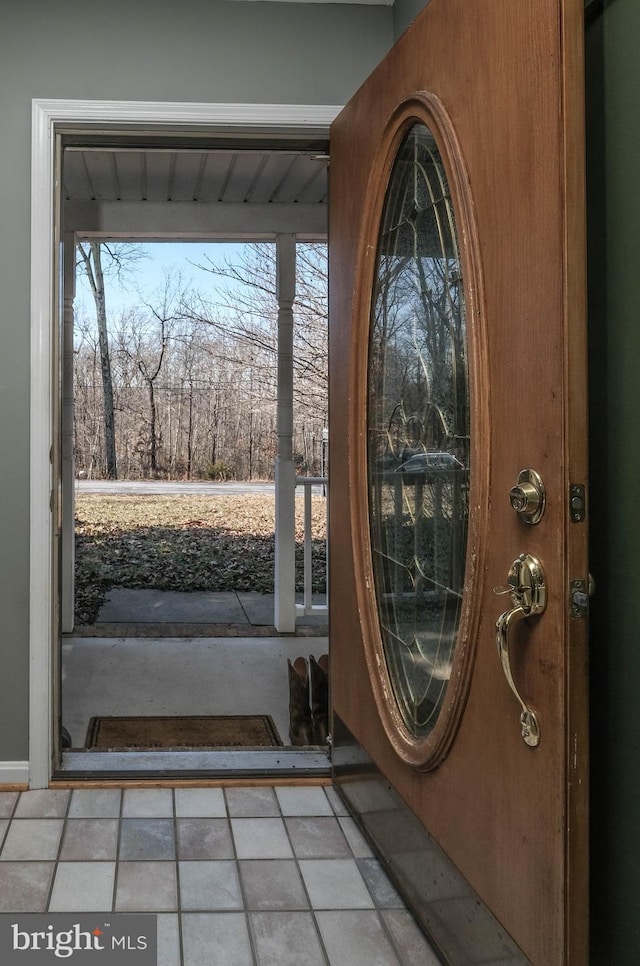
<box><xmin>29</xmin><ymin>99</ymin><xmax>341</xmax><ymax>788</ymax></box>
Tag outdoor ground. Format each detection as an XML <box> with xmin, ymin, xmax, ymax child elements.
<box><xmin>75</xmin><ymin>493</ymin><xmax>327</xmax><ymax>624</ymax></box>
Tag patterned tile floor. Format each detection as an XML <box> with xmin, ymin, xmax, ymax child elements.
<box><xmin>0</xmin><ymin>784</ymin><xmax>441</xmax><ymax>966</ymax></box>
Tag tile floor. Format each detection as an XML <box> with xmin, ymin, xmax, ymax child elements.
<box><xmin>0</xmin><ymin>784</ymin><xmax>442</xmax><ymax>966</ymax></box>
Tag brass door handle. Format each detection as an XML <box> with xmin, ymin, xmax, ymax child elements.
<box><xmin>494</xmin><ymin>553</ymin><xmax>546</xmax><ymax>747</ymax></box>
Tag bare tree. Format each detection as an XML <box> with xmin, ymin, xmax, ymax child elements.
<box><xmin>76</xmin><ymin>241</ymin><xmax>148</xmax><ymax>479</ymax></box>
<box><xmin>77</xmin><ymin>242</ymin><xmax>118</xmax><ymax>477</ymax></box>
<box><xmin>137</xmin><ymin>281</ymin><xmax>177</xmax><ymax>477</ymax></box>
<box><xmin>72</xmin><ymin>242</ymin><xmax>328</xmax><ymax>481</ymax></box>
<box><xmin>185</xmin><ymin>242</ymin><xmax>328</xmax><ymax>474</ymax></box>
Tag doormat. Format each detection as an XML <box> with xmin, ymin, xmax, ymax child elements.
<box><xmin>84</xmin><ymin>715</ymin><xmax>282</xmax><ymax>750</ymax></box>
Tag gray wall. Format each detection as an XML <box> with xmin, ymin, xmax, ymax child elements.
<box><xmin>392</xmin><ymin>0</ymin><xmax>429</xmax><ymax>38</ymax></box>
<box><xmin>0</xmin><ymin>0</ymin><xmax>393</xmax><ymax>762</ymax></box>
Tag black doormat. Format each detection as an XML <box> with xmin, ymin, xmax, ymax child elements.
<box><xmin>84</xmin><ymin>714</ymin><xmax>282</xmax><ymax>750</ymax></box>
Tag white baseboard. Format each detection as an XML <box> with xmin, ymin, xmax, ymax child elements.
<box><xmin>0</xmin><ymin>761</ymin><xmax>29</xmax><ymax>785</ymax></box>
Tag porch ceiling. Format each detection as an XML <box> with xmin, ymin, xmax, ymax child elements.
<box><xmin>63</xmin><ymin>140</ymin><xmax>330</xmax><ymax>240</ymax></box>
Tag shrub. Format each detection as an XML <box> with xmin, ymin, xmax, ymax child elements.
<box><xmin>206</xmin><ymin>460</ymin><xmax>236</xmax><ymax>481</ymax></box>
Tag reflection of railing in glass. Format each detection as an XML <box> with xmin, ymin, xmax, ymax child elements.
<box><xmin>367</xmin><ymin>122</ymin><xmax>470</xmax><ymax>739</ymax></box>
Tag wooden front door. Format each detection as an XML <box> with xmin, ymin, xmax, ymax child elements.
<box><xmin>328</xmin><ymin>1</ymin><xmax>588</xmax><ymax>963</ymax></box>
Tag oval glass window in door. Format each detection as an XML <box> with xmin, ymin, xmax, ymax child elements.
<box><xmin>367</xmin><ymin>121</ymin><xmax>470</xmax><ymax>742</ymax></box>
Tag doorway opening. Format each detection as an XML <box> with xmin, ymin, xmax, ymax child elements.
<box><xmin>63</xmin><ymin>236</ymin><xmax>329</xmax><ymax>775</ymax></box>
<box><xmin>29</xmin><ymin>101</ymin><xmax>340</xmax><ymax>785</ymax></box>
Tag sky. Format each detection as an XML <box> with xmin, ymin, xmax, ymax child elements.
<box><xmin>74</xmin><ymin>240</ymin><xmax>249</xmax><ymax>319</ymax></box>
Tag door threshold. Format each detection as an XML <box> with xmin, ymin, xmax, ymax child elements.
<box><xmin>57</xmin><ymin>749</ymin><xmax>330</xmax><ymax>780</ymax></box>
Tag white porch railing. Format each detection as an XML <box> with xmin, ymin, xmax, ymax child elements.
<box><xmin>295</xmin><ymin>476</ymin><xmax>328</xmax><ymax>618</ymax></box>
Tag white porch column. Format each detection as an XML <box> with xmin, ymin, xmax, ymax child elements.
<box><xmin>274</xmin><ymin>234</ymin><xmax>297</xmax><ymax>632</ymax></box>
<box><xmin>61</xmin><ymin>234</ymin><xmax>76</xmax><ymax>633</ymax></box>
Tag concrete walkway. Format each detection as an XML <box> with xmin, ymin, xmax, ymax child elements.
<box><xmin>79</xmin><ymin>589</ymin><xmax>328</xmax><ymax>638</ymax></box>
<box><xmin>63</xmin><ymin>588</ymin><xmax>329</xmax><ymax>753</ymax></box>
<box><xmin>61</xmin><ymin>634</ymin><xmax>329</xmax><ymax>748</ymax></box>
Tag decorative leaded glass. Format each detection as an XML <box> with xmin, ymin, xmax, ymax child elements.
<box><xmin>367</xmin><ymin>122</ymin><xmax>470</xmax><ymax>739</ymax></box>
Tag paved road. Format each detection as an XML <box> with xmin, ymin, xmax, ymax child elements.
<box><xmin>76</xmin><ymin>479</ymin><xmax>276</xmax><ymax>496</ymax></box>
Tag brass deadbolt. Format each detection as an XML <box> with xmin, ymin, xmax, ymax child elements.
<box><xmin>509</xmin><ymin>469</ymin><xmax>546</xmax><ymax>525</ymax></box>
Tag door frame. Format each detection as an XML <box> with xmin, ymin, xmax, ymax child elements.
<box><xmin>29</xmin><ymin>99</ymin><xmax>340</xmax><ymax>788</ymax></box>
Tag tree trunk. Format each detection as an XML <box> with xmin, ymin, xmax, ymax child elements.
<box><xmin>79</xmin><ymin>242</ymin><xmax>118</xmax><ymax>479</ymax></box>
<box><xmin>148</xmin><ymin>377</ymin><xmax>158</xmax><ymax>477</ymax></box>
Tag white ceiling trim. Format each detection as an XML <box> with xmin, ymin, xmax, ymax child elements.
<box><xmin>67</xmin><ymin>200</ymin><xmax>328</xmax><ymax>239</ymax></box>
<box><xmin>34</xmin><ymin>99</ymin><xmax>342</xmax><ymax>132</ymax></box>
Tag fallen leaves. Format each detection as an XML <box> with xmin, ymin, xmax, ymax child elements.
<box><xmin>75</xmin><ymin>494</ymin><xmax>327</xmax><ymax>624</ymax></box>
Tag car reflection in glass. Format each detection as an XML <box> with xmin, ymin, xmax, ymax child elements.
<box><xmin>395</xmin><ymin>452</ymin><xmax>465</xmax><ymax>479</ymax></box>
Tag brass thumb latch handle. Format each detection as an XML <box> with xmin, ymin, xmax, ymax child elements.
<box><xmin>493</xmin><ymin>553</ymin><xmax>546</xmax><ymax>747</ymax></box>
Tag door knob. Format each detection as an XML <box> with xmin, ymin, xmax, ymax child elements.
<box><xmin>493</xmin><ymin>553</ymin><xmax>546</xmax><ymax>747</ymax></box>
<box><xmin>509</xmin><ymin>469</ymin><xmax>546</xmax><ymax>524</ymax></box>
